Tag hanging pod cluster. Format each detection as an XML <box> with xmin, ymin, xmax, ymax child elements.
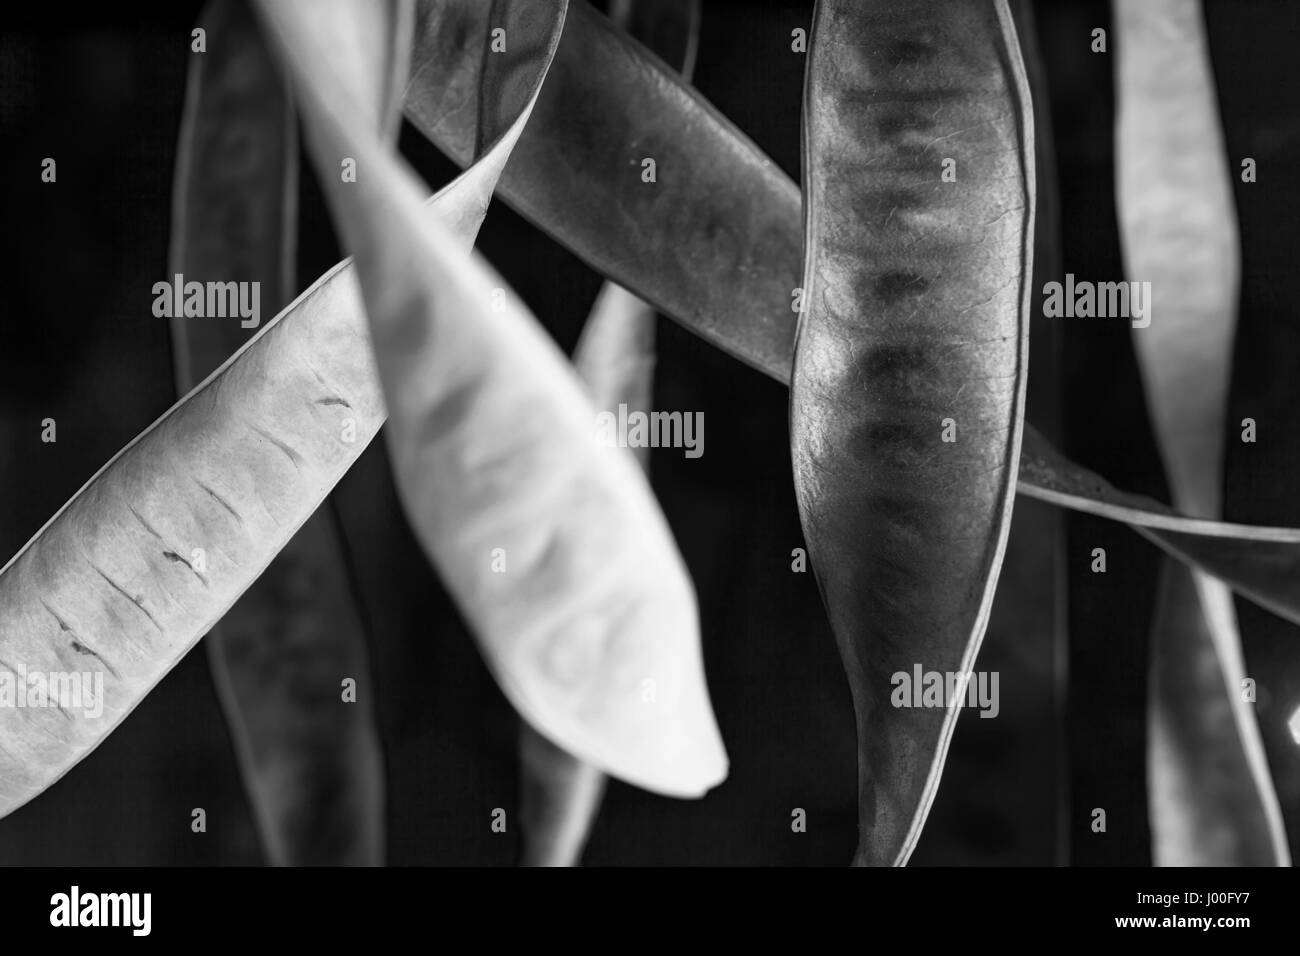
<box><xmin>2</xmin><ymin>0</ymin><xmax>1298</xmax><ymax>865</ymax></box>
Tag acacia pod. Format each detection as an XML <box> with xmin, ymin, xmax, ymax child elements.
<box><xmin>913</xmin><ymin>0</ymin><xmax>1068</xmax><ymax>866</ymax></box>
<box><xmin>793</xmin><ymin>0</ymin><xmax>1034</xmax><ymax>866</ymax></box>
<box><xmin>169</xmin><ymin>0</ymin><xmax>388</xmax><ymax>867</ymax></box>
<box><xmin>0</xmin><ymin>246</ymin><xmax>387</xmax><ymax>817</ymax></box>
<box><xmin>406</xmin><ymin>0</ymin><xmax>800</xmax><ymax>382</ymax></box>
<box><xmin>1114</xmin><ymin>0</ymin><xmax>1288</xmax><ymax>865</ymax></box>
<box><xmin>257</xmin><ymin>0</ymin><xmax>728</xmax><ymax>798</ymax></box>
<box><xmin>517</xmin><ymin>0</ymin><xmax>701</xmax><ymax>868</ymax></box>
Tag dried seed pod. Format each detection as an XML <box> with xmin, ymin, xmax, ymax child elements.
<box><xmin>793</xmin><ymin>0</ymin><xmax>1034</xmax><ymax>866</ymax></box>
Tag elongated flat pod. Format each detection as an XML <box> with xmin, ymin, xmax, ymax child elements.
<box><xmin>515</xmin><ymin>299</ymin><xmax>646</xmax><ymax>860</ymax></box>
<box><xmin>1020</xmin><ymin>428</ymin><xmax>1300</xmax><ymax>627</ymax></box>
<box><xmin>1115</xmin><ymin>0</ymin><xmax>1288</xmax><ymax>865</ymax></box>
<box><xmin>909</xmin><ymin>0</ymin><xmax>1069</xmax><ymax>867</ymax></box>
<box><xmin>169</xmin><ymin>0</ymin><xmax>300</xmax><ymax>391</ymax></box>
<box><xmin>794</xmin><ymin>0</ymin><xmax>1033</xmax><ymax>866</ymax></box>
<box><xmin>258</xmin><ymin>0</ymin><xmax>728</xmax><ymax>797</ymax></box>
<box><xmin>0</xmin><ymin>0</ymin><xmax>554</xmax><ymax>821</ymax></box>
<box><xmin>406</xmin><ymin>0</ymin><xmax>799</xmax><ymax>382</ymax></box>
<box><xmin>169</xmin><ymin>0</ymin><xmax>388</xmax><ymax>865</ymax></box>
<box><xmin>402</xmin><ymin>0</ymin><xmax>1300</xmax><ymax>631</ymax></box>
<box><xmin>516</xmin><ymin>0</ymin><xmax>702</xmax><ymax>867</ymax></box>
<box><xmin>0</xmin><ymin>247</ymin><xmax>386</xmax><ymax>817</ymax></box>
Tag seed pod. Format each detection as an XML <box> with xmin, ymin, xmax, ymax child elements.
<box><xmin>405</xmin><ymin>0</ymin><xmax>800</xmax><ymax>381</ymax></box>
<box><xmin>257</xmin><ymin>0</ymin><xmax>728</xmax><ymax>798</ymax></box>
<box><xmin>517</xmin><ymin>0</ymin><xmax>702</xmax><ymax>869</ymax></box>
<box><xmin>169</xmin><ymin>0</ymin><xmax>388</xmax><ymax>866</ymax></box>
<box><xmin>1114</xmin><ymin>0</ymin><xmax>1288</xmax><ymax>865</ymax></box>
<box><xmin>793</xmin><ymin>0</ymin><xmax>1034</xmax><ymax>866</ymax></box>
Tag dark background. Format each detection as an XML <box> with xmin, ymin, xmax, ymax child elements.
<box><xmin>1</xmin><ymin>0</ymin><xmax>1298</xmax><ymax>865</ymax></box>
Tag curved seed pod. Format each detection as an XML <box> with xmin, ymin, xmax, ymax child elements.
<box><xmin>0</xmin><ymin>0</ymin><xmax>563</xmax><ymax>822</ymax></box>
<box><xmin>170</xmin><ymin>0</ymin><xmax>386</xmax><ymax>866</ymax></box>
<box><xmin>257</xmin><ymin>0</ymin><xmax>728</xmax><ymax>797</ymax></box>
<box><xmin>912</xmin><ymin>0</ymin><xmax>1069</xmax><ymax>866</ymax></box>
<box><xmin>794</xmin><ymin>0</ymin><xmax>1034</xmax><ymax>866</ymax></box>
<box><xmin>514</xmin><ymin>286</ymin><xmax>655</xmax><ymax>868</ymax></box>
<box><xmin>516</xmin><ymin>285</ymin><xmax>659</xmax><ymax>865</ymax></box>
<box><xmin>406</xmin><ymin>0</ymin><xmax>800</xmax><ymax>382</ymax></box>
<box><xmin>1115</xmin><ymin>0</ymin><xmax>1288</xmax><ymax>865</ymax></box>
<box><xmin>517</xmin><ymin>0</ymin><xmax>701</xmax><ymax>868</ymax></box>
<box><xmin>1021</xmin><ymin>428</ymin><xmax>1300</xmax><ymax>627</ymax></box>
<box><xmin>170</xmin><ymin>0</ymin><xmax>301</xmax><ymax>392</ymax></box>
<box><xmin>0</xmin><ymin>239</ymin><xmax>387</xmax><ymax>818</ymax></box>
<box><xmin>517</xmin><ymin>289</ymin><xmax>656</xmax><ymax>864</ymax></box>
<box><xmin>400</xmin><ymin>0</ymin><xmax>1300</xmax><ymax>628</ymax></box>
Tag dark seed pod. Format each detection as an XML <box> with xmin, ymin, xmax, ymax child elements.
<box><xmin>792</xmin><ymin>0</ymin><xmax>1034</xmax><ymax>866</ymax></box>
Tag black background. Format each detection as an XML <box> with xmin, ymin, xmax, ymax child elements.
<box><xmin>1</xmin><ymin>0</ymin><xmax>1298</xmax><ymax>866</ymax></box>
